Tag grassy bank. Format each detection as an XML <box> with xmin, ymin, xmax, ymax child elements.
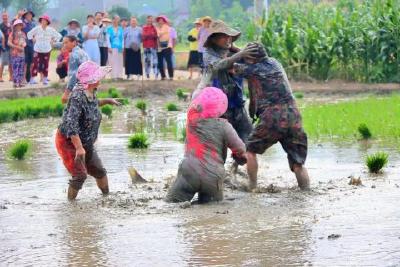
<box><xmin>301</xmin><ymin>94</ymin><xmax>400</xmax><ymax>139</ymax></box>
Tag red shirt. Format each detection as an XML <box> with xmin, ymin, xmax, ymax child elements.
<box><xmin>142</xmin><ymin>24</ymin><xmax>157</xmax><ymax>49</ymax></box>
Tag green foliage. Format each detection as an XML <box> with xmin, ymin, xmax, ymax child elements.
<box><xmin>293</xmin><ymin>92</ymin><xmax>304</xmax><ymax>99</ymax></box>
<box><xmin>108</xmin><ymin>87</ymin><xmax>122</xmax><ymax>98</ymax></box>
<box><xmin>166</xmin><ymin>103</ymin><xmax>179</xmax><ymax>111</ymax></box>
<box><xmin>257</xmin><ymin>0</ymin><xmax>400</xmax><ymax>82</ymax></box>
<box><xmin>0</xmin><ymin>96</ymin><xmax>64</xmax><ymax>124</ymax></box>
<box><xmin>8</xmin><ymin>140</ymin><xmax>31</xmax><ymax>160</ymax></box>
<box><xmin>135</xmin><ymin>100</ymin><xmax>147</xmax><ymax>112</ymax></box>
<box><xmin>0</xmin><ymin>0</ymin><xmax>13</xmax><ymax>10</ymax></box>
<box><xmin>366</xmin><ymin>152</ymin><xmax>388</xmax><ymax>173</ymax></box>
<box><xmin>176</xmin><ymin>88</ymin><xmax>190</xmax><ymax>100</ymax></box>
<box><xmin>301</xmin><ymin>94</ymin><xmax>400</xmax><ymax>139</ymax></box>
<box><xmin>108</xmin><ymin>5</ymin><xmax>131</xmax><ymax>19</ymax></box>
<box><xmin>101</xmin><ymin>105</ymin><xmax>113</xmax><ymax>117</ymax></box>
<box><xmin>60</xmin><ymin>8</ymin><xmax>88</xmax><ymax>29</ymax></box>
<box><xmin>358</xmin><ymin>123</ymin><xmax>372</xmax><ymax>139</ymax></box>
<box><xmin>13</xmin><ymin>0</ymin><xmax>48</xmax><ymax>15</ymax></box>
<box><xmin>128</xmin><ymin>132</ymin><xmax>149</xmax><ymax>149</ymax></box>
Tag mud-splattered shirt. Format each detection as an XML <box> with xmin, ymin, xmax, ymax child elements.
<box><xmin>235</xmin><ymin>57</ymin><xmax>294</xmax><ymax>111</ymax></box>
<box><xmin>58</xmin><ymin>83</ymin><xmax>102</xmax><ymax>149</ymax></box>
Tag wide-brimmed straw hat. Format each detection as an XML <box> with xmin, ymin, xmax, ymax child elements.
<box><xmin>102</xmin><ymin>18</ymin><xmax>112</xmax><ymax>23</ymax></box>
<box><xmin>39</xmin><ymin>14</ymin><xmax>51</xmax><ymax>25</ymax></box>
<box><xmin>202</xmin><ymin>16</ymin><xmax>212</xmax><ymax>22</ymax></box>
<box><xmin>156</xmin><ymin>15</ymin><xmax>170</xmax><ymax>24</ymax></box>
<box><xmin>13</xmin><ymin>19</ymin><xmax>23</xmax><ymax>27</ymax></box>
<box><xmin>22</xmin><ymin>9</ymin><xmax>35</xmax><ymax>19</ymax></box>
<box><xmin>189</xmin><ymin>87</ymin><xmax>228</xmax><ymax>120</ymax></box>
<box><xmin>203</xmin><ymin>20</ymin><xmax>241</xmax><ymax>48</ymax></box>
<box><xmin>77</xmin><ymin>61</ymin><xmax>112</xmax><ymax>89</ymax></box>
<box><xmin>194</xmin><ymin>18</ymin><xmax>202</xmax><ymax>25</ymax></box>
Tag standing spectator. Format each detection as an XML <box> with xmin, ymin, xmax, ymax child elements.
<box><xmin>56</xmin><ymin>46</ymin><xmax>69</xmax><ymax>82</ymax></box>
<box><xmin>22</xmin><ymin>9</ymin><xmax>36</xmax><ymax>84</ymax></box>
<box><xmin>107</xmin><ymin>15</ymin><xmax>124</xmax><ymax>79</ymax></box>
<box><xmin>82</xmin><ymin>15</ymin><xmax>100</xmax><ymax>65</ymax></box>
<box><xmin>61</xmin><ymin>35</ymin><xmax>89</xmax><ymax>104</ymax></box>
<box><xmin>120</xmin><ymin>18</ymin><xmax>128</xmax><ymax>30</ymax></box>
<box><xmin>187</xmin><ymin>18</ymin><xmax>202</xmax><ymax>79</ymax></box>
<box><xmin>142</xmin><ymin>15</ymin><xmax>158</xmax><ymax>79</ymax></box>
<box><xmin>169</xmin><ymin>23</ymin><xmax>178</xmax><ymax>69</ymax></box>
<box><xmin>27</xmin><ymin>14</ymin><xmax>61</xmax><ymax>85</ymax></box>
<box><xmin>98</xmin><ymin>18</ymin><xmax>111</xmax><ymax>66</ymax></box>
<box><xmin>156</xmin><ymin>15</ymin><xmax>173</xmax><ymax>80</ymax></box>
<box><xmin>124</xmin><ymin>17</ymin><xmax>142</xmax><ymax>80</ymax></box>
<box><xmin>198</xmin><ymin>16</ymin><xmax>212</xmax><ymax>71</ymax></box>
<box><xmin>0</xmin><ymin>12</ymin><xmax>12</xmax><ymax>82</ymax></box>
<box><xmin>60</xmin><ymin>19</ymin><xmax>83</xmax><ymax>44</ymax></box>
<box><xmin>94</xmin><ymin>11</ymin><xmax>103</xmax><ymax>26</ymax></box>
<box><xmin>8</xmin><ymin>19</ymin><xmax>26</xmax><ymax>88</ymax></box>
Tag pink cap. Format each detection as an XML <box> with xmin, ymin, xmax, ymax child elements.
<box><xmin>39</xmin><ymin>14</ymin><xmax>51</xmax><ymax>24</ymax></box>
<box><xmin>189</xmin><ymin>87</ymin><xmax>228</xmax><ymax>119</ymax></box>
<box><xmin>156</xmin><ymin>15</ymin><xmax>170</xmax><ymax>24</ymax></box>
<box><xmin>13</xmin><ymin>19</ymin><xmax>23</xmax><ymax>27</ymax></box>
<box><xmin>77</xmin><ymin>61</ymin><xmax>111</xmax><ymax>89</ymax></box>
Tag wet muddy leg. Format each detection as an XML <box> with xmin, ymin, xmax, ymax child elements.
<box><xmin>96</xmin><ymin>176</ymin><xmax>110</xmax><ymax>195</ymax></box>
<box><xmin>246</xmin><ymin>152</ymin><xmax>258</xmax><ymax>190</ymax></box>
<box><xmin>292</xmin><ymin>164</ymin><xmax>310</xmax><ymax>190</ymax></box>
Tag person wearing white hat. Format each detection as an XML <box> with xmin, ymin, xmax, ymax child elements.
<box><xmin>8</xmin><ymin>19</ymin><xmax>26</xmax><ymax>88</ymax></box>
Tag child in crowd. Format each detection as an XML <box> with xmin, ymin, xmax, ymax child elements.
<box><xmin>166</xmin><ymin>87</ymin><xmax>247</xmax><ymax>203</ymax></box>
<box><xmin>56</xmin><ymin>46</ymin><xmax>69</xmax><ymax>82</ymax></box>
<box><xmin>7</xmin><ymin>19</ymin><xmax>26</xmax><ymax>88</ymax></box>
<box><xmin>233</xmin><ymin>42</ymin><xmax>310</xmax><ymax>190</ymax></box>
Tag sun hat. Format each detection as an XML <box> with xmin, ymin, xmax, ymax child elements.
<box><xmin>22</xmin><ymin>9</ymin><xmax>35</xmax><ymax>19</ymax></box>
<box><xmin>189</xmin><ymin>87</ymin><xmax>228</xmax><ymax>120</ymax></box>
<box><xmin>102</xmin><ymin>18</ymin><xmax>112</xmax><ymax>23</ymax></box>
<box><xmin>194</xmin><ymin>18</ymin><xmax>202</xmax><ymax>24</ymax></box>
<box><xmin>203</xmin><ymin>20</ymin><xmax>241</xmax><ymax>48</ymax></box>
<box><xmin>13</xmin><ymin>19</ymin><xmax>23</xmax><ymax>27</ymax></box>
<box><xmin>68</xmin><ymin>19</ymin><xmax>80</xmax><ymax>27</ymax></box>
<box><xmin>202</xmin><ymin>16</ymin><xmax>212</xmax><ymax>22</ymax></box>
<box><xmin>39</xmin><ymin>14</ymin><xmax>51</xmax><ymax>25</ymax></box>
<box><xmin>77</xmin><ymin>61</ymin><xmax>112</xmax><ymax>89</ymax></box>
<box><xmin>156</xmin><ymin>15</ymin><xmax>170</xmax><ymax>24</ymax></box>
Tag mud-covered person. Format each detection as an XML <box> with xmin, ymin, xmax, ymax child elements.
<box><xmin>166</xmin><ymin>87</ymin><xmax>247</xmax><ymax>203</ymax></box>
<box><xmin>55</xmin><ymin>61</ymin><xmax>121</xmax><ymax>200</ymax></box>
<box><xmin>193</xmin><ymin>20</ymin><xmax>259</xmax><ymax>144</ymax></box>
<box><xmin>233</xmin><ymin>42</ymin><xmax>310</xmax><ymax>190</ymax></box>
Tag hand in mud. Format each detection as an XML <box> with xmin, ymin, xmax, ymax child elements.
<box><xmin>75</xmin><ymin>147</ymin><xmax>86</xmax><ymax>162</ymax></box>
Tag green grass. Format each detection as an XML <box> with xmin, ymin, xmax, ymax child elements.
<box><xmin>358</xmin><ymin>123</ymin><xmax>372</xmax><ymax>139</ymax></box>
<box><xmin>101</xmin><ymin>105</ymin><xmax>113</xmax><ymax>117</ymax></box>
<box><xmin>128</xmin><ymin>132</ymin><xmax>149</xmax><ymax>149</ymax></box>
<box><xmin>0</xmin><ymin>96</ymin><xmax>64</xmax><ymax>124</ymax></box>
<box><xmin>294</xmin><ymin>92</ymin><xmax>304</xmax><ymax>99</ymax></box>
<box><xmin>366</xmin><ymin>152</ymin><xmax>388</xmax><ymax>173</ymax></box>
<box><xmin>166</xmin><ymin>103</ymin><xmax>179</xmax><ymax>112</ymax></box>
<box><xmin>135</xmin><ymin>100</ymin><xmax>147</xmax><ymax>112</ymax></box>
<box><xmin>8</xmin><ymin>140</ymin><xmax>31</xmax><ymax>160</ymax></box>
<box><xmin>301</xmin><ymin>95</ymin><xmax>400</xmax><ymax>139</ymax></box>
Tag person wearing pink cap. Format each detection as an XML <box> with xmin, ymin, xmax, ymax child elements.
<box><xmin>27</xmin><ymin>14</ymin><xmax>61</xmax><ymax>85</ymax></box>
<box><xmin>155</xmin><ymin>15</ymin><xmax>174</xmax><ymax>80</ymax></box>
<box><xmin>166</xmin><ymin>87</ymin><xmax>247</xmax><ymax>203</ymax></box>
<box><xmin>55</xmin><ymin>61</ymin><xmax>121</xmax><ymax>200</ymax></box>
<box><xmin>8</xmin><ymin>19</ymin><xmax>26</xmax><ymax>88</ymax></box>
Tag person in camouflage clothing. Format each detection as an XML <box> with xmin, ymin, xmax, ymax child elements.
<box><xmin>234</xmin><ymin>42</ymin><xmax>310</xmax><ymax>190</ymax></box>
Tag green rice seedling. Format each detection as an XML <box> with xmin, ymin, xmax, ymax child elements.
<box><xmin>135</xmin><ymin>100</ymin><xmax>147</xmax><ymax>112</ymax></box>
<box><xmin>176</xmin><ymin>88</ymin><xmax>185</xmax><ymax>99</ymax></box>
<box><xmin>358</xmin><ymin>123</ymin><xmax>372</xmax><ymax>139</ymax></box>
<box><xmin>128</xmin><ymin>132</ymin><xmax>149</xmax><ymax>149</ymax></box>
<box><xmin>101</xmin><ymin>105</ymin><xmax>113</xmax><ymax>117</ymax></box>
<box><xmin>294</xmin><ymin>92</ymin><xmax>304</xmax><ymax>99</ymax></box>
<box><xmin>366</xmin><ymin>152</ymin><xmax>388</xmax><ymax>173</ymax></box>
<box><xmin>176</xmin><ymin>88</ymin><xmax>190</xmax><ymax>101</ymax></box>
<box><xmin>8</xmin><ymin>140</ymin><xmax>31</xmax><ymax>160</ymax></box>
<box><xmin>166</xmin><ymin>103</ymin><xmax>179</xmax><ymax>111</ymax></box>
<box><xmin>108</xmin><ymin>87</ymin><xmax>122</xmax><ymax>98</ymax></box>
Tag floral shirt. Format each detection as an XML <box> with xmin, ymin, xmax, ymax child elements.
<box><xmin>27</xmin><ymin>25</ymin><xmax>62</xmax><ymax>53</ymax></box>
<box><xmin>67</xmin><ymin>46</ymin><xmax>89</xmax><ymax>91</ymax></box>
<box><xmin>58</xmin><ymin>83</ymin><xmax>102</xmax><ymax>149</ymax></box>
<box><xmin>8</xmin><ymin>31</ymin><xmax>26</xmax><ymax>57</ymax></box>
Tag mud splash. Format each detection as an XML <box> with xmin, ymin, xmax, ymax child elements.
<box><xmin>1</xmin><ymin>95</ymin><xmax>400</xmax><ymax>266</ymax></box>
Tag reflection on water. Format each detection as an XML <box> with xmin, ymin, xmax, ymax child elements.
<box><xmin>1</xmin><ymin>98</ymin><xmax>400</xmax><ymax>266</ymax></box>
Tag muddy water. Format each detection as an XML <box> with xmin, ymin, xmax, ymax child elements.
<box><xmin>1</xmin><ymin>97</ymin><xmax>400</xmax><ymax>266</ymax></box>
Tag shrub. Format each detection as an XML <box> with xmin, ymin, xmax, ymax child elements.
<box><xmin>166</xmin><ymin>103</ymin><xmax>179</xmax><ymax>111</ymax></box>
<box><xmin>135</xmin><ymin>100</ymin><xmax>147</xmax><ymax>112</ymax></box>
<box><xmin>366</xmin><ymin>152</ymin><xmax>388</xmax><ymax>173</ymax></box>
<box><xmin>8</xmin><ymin>140</ymin><xmax>31</xmax><ymax>160</ymax></box>
<box><xmin>101</xmin><ymin>105</ymin><xmax>113</xmax><ymax>117</ymax></box>
<box><xmin>128</xmin><ymin>132</ymin><xmax>149</xmax><ymax>149</ymax></box>
<box><xmin>294</xmin><ymin>92</ymin><xmax>304</xmax><ymax>99</ymax></box>
<box><xmin>108</xmin><ymin>87</ymin><xmax>122</xmax><ymax>98</ymax></box>
<box><xmin>358</xmin><ymin>123</ymin><xmax>372</xmax><ymax>139</ymax></box>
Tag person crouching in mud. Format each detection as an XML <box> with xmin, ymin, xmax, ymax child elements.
<box><xmin>166</xmin><ymin>87</ymin><xmax>247</xmax><ymax>203</ymax></box>
<box><xmin>55</xmin><ymin>61</ymin><xmax>121</xmax><ymax>200</ymax></box>
<box><xmin>233</xmin><ymin>43</ymin><xmax>310</xmax><ymax>190</ymax></box>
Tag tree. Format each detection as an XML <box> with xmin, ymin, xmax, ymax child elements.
<box><xmin>13</xmin><ymin>0</ymin><xmax>49</xmax><ymax>15</ymax></box>
<box><xmin>108</xmin><ymin>5</ymin><xmax>131</xmax><ymax>20</ymax></box>
<box><xmin>0</xmin><ymin>0</ymin><xmax>12</xmax><ymax>10</ymax></box>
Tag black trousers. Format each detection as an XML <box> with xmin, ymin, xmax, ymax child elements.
<box><xmin>100</xmin><ymin>47</ymin><xmax>108</xmax><ymax>66</ymax></box>
<box><xmin>157</xmin><ymin>47</ymin><xmax>173</xmax><ymax>79</ymax></box>
<box><xmin>25</xmin><ymin>46</ymin><xmax>34</xmax><ymax>81</ymax></box>
<box><xmin>56</xmin><ymin>65</ymin><xmax>68</xmax><ymax>79</ymax></box>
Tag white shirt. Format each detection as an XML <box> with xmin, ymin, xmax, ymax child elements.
<box><xmin>27</xmin><ymin>25</ymin><xmax>62</xmax><ymax>53</ymax></box>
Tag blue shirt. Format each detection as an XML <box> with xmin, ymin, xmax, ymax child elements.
<box><xmin>123</xmin><ymin>26</ymin><xmax>142</xmax><ymax>49</ymax></box>
<box><xmin>107</xmin><ymin>26</ymin><xmax>124</xmax><ymax>52</ymax></box>
<box><xmin>23</xmin><ymin>19</ymin><xmax>36</xmax><ymax>48</ymax></box>
<box><xmin>67</xmin><ymin>46</ymin><xmax>89</xmax><ymax>91</ymax></box>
